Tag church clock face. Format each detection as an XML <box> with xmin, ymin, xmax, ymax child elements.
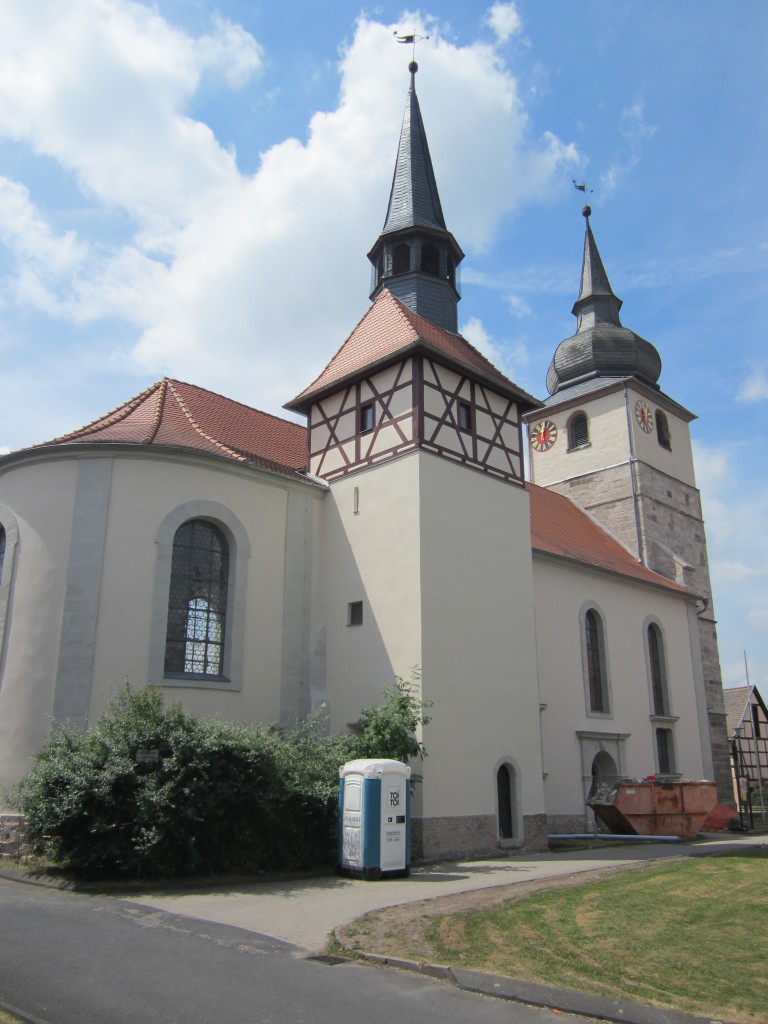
<box><xmin>531</xmin><ymin>419</ymin><xmax>558</xmax><ymax>452</ymax></box>
<box><xmin>635</xmin><ymin>401</ymin><xmax>653</xmax><ymax>433</ymax></box>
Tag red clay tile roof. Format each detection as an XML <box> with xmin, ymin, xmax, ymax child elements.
<box><xmin>34</xmin><ymin>376</ymin><xmax>689</xmax><ymax>593</ymax></box>
<box><xmin>40</xmin><ymin>378</ymin><xmax>308</xmax><ymax>480</ymax></box>
<box><xmin>286</xmin><ymin>289</ymin><xmax>539</xmax><ymax>413</ymax></box>
<box><xmin>528</xmin><ymin>483</ymin><xmax>688</xmax><ymax>594</ymax></box>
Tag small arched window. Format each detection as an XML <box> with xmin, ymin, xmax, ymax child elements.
<box><xmin>420</xmin><ymin>242</ymin><xmax>439</xmax><ymax>276</ymax></box>
<box><xmin>165</xmin><ymin>519</ymin><xmax>229</xmax><ymax>677</ymax></box>
<box><xmin>656</xmin><ymin>411</ymin><xmax>671</xmax><ymax>450</ymax></box>
<box><xmin>569</xmin><ymin>412</ymin><xmax>589</xmax><ymax>449</ymax></box>
<box><xmin>496</xmin><ymin>763</ymin><xmax>517</xmax><ymax>840</ymax></box>
<box><xmin>647</xmin><ymin>623</ymin><xmax>669</xmax><ymax>716</ymax></box>
<box><xmin>585</xmin><ymin>608</ymin><xmax>609</xmax><ymax>713</ymax></box>
<box><xmin>392</xmin><ymin>243</ymin><xmax>410</xmax><ymax>276</ymax></box>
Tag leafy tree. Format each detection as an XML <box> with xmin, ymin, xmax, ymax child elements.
<box><xmin>354</xmin><ymin>670</ymin><xmax>432</xmax><ymax>782</ymax></box>
<box><xmin>19</xmin><ymin>673</ymin><xmax>432</xmax><ymax>880</ymax></box>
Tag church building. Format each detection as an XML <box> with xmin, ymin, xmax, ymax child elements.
<box><xmin>0</xmin><ymin>63</ymin><xmax>730</xmax><ymax>857</ymax></box>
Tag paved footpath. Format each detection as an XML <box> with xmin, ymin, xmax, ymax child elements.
<box><xmin>128</xmin><ymin>834</ymin><xmax>766</xmax><ymax>954</ymax></box>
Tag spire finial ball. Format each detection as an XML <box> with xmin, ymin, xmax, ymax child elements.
<box><xmin>582</xmin><ymin>204</ymin><xmax>591</xmax><ymax>218</ymax></box>
<box><xmin>409</xmin><ymin>61</ymin><xmax>418</xmax><ymax>74</ymax></box>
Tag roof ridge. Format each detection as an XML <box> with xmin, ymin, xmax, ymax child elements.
<box><xmin>144</xmin><ymin>378</ymin><xmax>168</xmax><ymax>444</ymax></box>
<box><xmin>43</xmin><ymin>379</ymin><xmax>166</xmax><ymax>445</ymax></box>
<box><xmin>287</xmin><ymin>294</ymin><xmax>402</xmax><ymax>406</ymax></box>
<box><xmin>166</xmin><ymin>378</ymin><xmax>304</xmax><ymax>431</ymax></box>
<box><xmin>392</xmin><ymin>293</ymin><xmax>539</xmax><ymax>403</ymax></box>
<box><xmin>165</xmin><ymin>380</ymin><xmax>246</xmax><ymax>463</ymax></box>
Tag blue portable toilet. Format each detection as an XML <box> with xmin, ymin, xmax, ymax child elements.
<box><xmin>338</xmin><ymin>759</ymin><xmax>411</xmax><ymax>879</ymax></box>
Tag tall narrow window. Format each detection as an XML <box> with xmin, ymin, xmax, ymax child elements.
<box><xmin>447</xmin><ymin>256</ymin><xmax>456</xmax><ymax>289</ymax></box>
<box><xmin>569</xmin><ymin>412</ymin><xmax>589</xmax><ymax>449</ymax></box>
<box><xmin>648</xmin><ymin>623</ymin><xmax>669</xmax><ymax>715</ymax></box>
<box><xmin>165</xmin><ymin>520</ymin><xmax>229</xmax><ymax>677</ymax></box>
<box><xmin>458</xmin><ymin>400</ymin><xmax>472</xmax><ymax>432</ymax></box>
<box><xmin>420</xmin><ymin>242</ymin><xmax>439</xmax><ymax>276</ymax></box>
<box><xmin>656</xmin><ymin>728</ymin><xmax>675</xmax><ymax>774</ymax></box>
<box><xmin>656</xmin><ymin>411</ymin><xmax>671</xmax><ymax>450</ymax></box>
<box><xmin>496</xmin><ymin>764</ymin><xmax>517</xmax><ymax>840</ymax></box>
<box><xmin>0</xmin><ymin>526</ymin><xmax>5</xmax><ymax>584</ymax></box>
<box><xmin>392</xmin><ymin>243</ymin><xmax>410</xmax><ymax>275</ymax></box>
<box><xmin>585</xmin><ymin>609</ymin><xmax>608</xmax><ymax>713</ymax></box>
<box><xmin>360</xmin><ymin>402</ymin><xmax>374</xmax><ymax>433</ymax></box>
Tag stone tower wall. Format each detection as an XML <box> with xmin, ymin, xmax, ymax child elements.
<box><xmin>547</xmin><ymin>459</ymin><xmax>732</xmax><ymax>802</ymax></box>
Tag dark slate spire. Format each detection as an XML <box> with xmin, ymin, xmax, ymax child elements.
<box><xmin>367</xmin><ymin>61</ymin><xmax>464</xmax><ymax>333</ymax></box>
<box><xmin>382</xmin><ymin>62</ymin><xmax>446</xmax><ymax>234</ymax></box>
<box><xmin>546</xmin><ymin>207</ymin><xmax>662</xmax><ymax>395</ymax></box>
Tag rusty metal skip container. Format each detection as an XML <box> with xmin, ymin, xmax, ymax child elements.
<box><xmin>588</xmin><ymin>780</ymin><xmax>717</xmax><ymax>839</ymax></box>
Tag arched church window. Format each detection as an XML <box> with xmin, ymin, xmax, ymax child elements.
<box><xmin>656</xmin><ymin>411</ymin><xmax>671</xmax><ymax>450</ymax></box>
<box><xmin>647</xmin><ymin>622</ymin><xmax>669</xmax><ymax>716</ymax></box>
<box><xmin>420</xmin><ymin>242</ymin><xmax>439</xmax><ymax>276</ymax></box>
<box><xmin>584</xmin><ymin>608</ymin><xmax>609</xmax><ymax>713</ymax></box>
<box><xmin>392</xmin><ymin>243</ymin><xmax>410</xmax><ymax>276</ymax></box>
<box><xmin>568</xmin><ymin>412</ymin><xmax>589</xmax><ymax>449</ymax></box>
<box><xmin>656</xmin><ymin>727</ymin><xmax>676</xmax><ymax>775</ymax></box>
<box><xmin>164</xmin><ymin>519</ymin><xmax>229</xmax><ymax>677</ymax></box>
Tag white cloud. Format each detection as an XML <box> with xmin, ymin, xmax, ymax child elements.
<box><xmin>0</xmin><ymin>6</ymin><xmax>578</xmax><ymax>407</ymax></box>
<box><xmin>0</xmin><ymin>0</ymin><xmax>247</xmax><ymax>231</ymax></box>
<box><xmin>738</xmin><ymin>368</ymin><xmax>768</xmax><ymax>403</ymax></box>
<box><xmin>600</xmin><ymin>97</ymin><xmax>657</xmax><ymax>199</ymax></box>
<box><xmin>504</xmin><ymin>293</ymin><xmax>533</xmax><ymax>318</ymax></box>
<box><xmin>486</xmin><ymin>3</ymin><xmax>523</xmax><ymax>43</ymax></box>
<box><xmin>194</xmin><ymin>13</ymin><xmax>263</xmax><ymax>89</ymax></box>
<box><xmin>694</xmin><ymin>439</ymin><xmax>768</xmax><ymax>686</ymax></box>
<box><xmin>461</xmin><ymin>315</ymin><xmax>529</xmax><ymax>382</ymax></box>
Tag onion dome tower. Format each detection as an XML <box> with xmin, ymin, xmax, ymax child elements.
<box><xmin>526</xmin><ymin>207</ymin><xmax>732</xmax><ymax>803</ymax></box>
<box><xmin>546</xmin><ymin>206</ymin><xmax>662</xmax><ymax>396</ymax></box>
<box><xmin>367</xmin><ymin>61</ymin><xmax>464</xmax><ymax>333</ymax></box>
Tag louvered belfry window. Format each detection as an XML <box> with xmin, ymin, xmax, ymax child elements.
<box><xmin>164</xmin><ymin>519</ymin><xmax>229</xmax><ymax>676</ymax></box>
<box><xmin>569</xmin><ymin>413</ymin><xmax>589</xmax><ymax>448</ymax></box>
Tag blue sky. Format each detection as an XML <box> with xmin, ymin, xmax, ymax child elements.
<box><xmin>0</xmin><ymin>1</ymin><xmax>766</xmax><ymax>690</ymax></box>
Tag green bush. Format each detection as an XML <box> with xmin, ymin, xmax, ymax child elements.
<box><xmin>19</xmin><ymin>674</ymin><xmax>431</xmax><ymax>880</ymax></box>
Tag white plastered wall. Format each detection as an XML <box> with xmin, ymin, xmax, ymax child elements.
<box><xmin>316</xmin><ymin>450</ymin><xmax>545</xmax><ymax>827</ymax></box>
<box><xmin>531</xmin><ymin>385</ymin><xmax>696</xmax><ymax>489</ymax></box>
<box><xmin>532</xmin><ymin>553</ymin><xmax>707</xmax><ymax>822</ymax></box>
<box><xmin>0</xmin><ymin>457</ymin><xmax>78</xmax><ymax>787</ymax></box>
<box><xmin>0</xmin><ymin>447</ymin><xmax>324</xmax><ymax>788</ymax></box>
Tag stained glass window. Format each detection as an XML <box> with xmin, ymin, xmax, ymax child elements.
<box><xmin>164</xmin><ymin>520</ymin><xmax>229</xmax><ymax>676</ymax></box>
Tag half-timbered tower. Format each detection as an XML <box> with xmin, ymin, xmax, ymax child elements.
<box><xmin>286</xmin><ymin>63</ymin><xmax>548</xmax><ymax>857</ymax></box>
<box><xmin>525</xmin><ymin>205</ymin><xmax>731</xmax><ymax>803</ymax></box>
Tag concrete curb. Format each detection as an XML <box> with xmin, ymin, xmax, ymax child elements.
<box><xmin>353</xmin><ymin>952</ymin><xmax>736</xmax><ymax>1024</ymax></box>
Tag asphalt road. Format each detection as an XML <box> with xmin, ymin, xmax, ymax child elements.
<box><xmin>0</xmin><ymin>877</ymin><xmax>582</xmax><ymax>1024</ymax></box>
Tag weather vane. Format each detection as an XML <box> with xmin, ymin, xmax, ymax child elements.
<box><xmin>394</xmin><ymin>30</ymin><xmax>429</xmax><ymax>62</ymax></box>
<box><xmin>572</xmin><ymin>180</ymin><xmax>594</xmax><ymax>195</ymax></box>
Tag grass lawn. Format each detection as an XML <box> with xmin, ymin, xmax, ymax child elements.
<box><xmin>424</xmin><ymin>851</ymin><xmax>767</xmax><ymax>1023</ymax></box>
